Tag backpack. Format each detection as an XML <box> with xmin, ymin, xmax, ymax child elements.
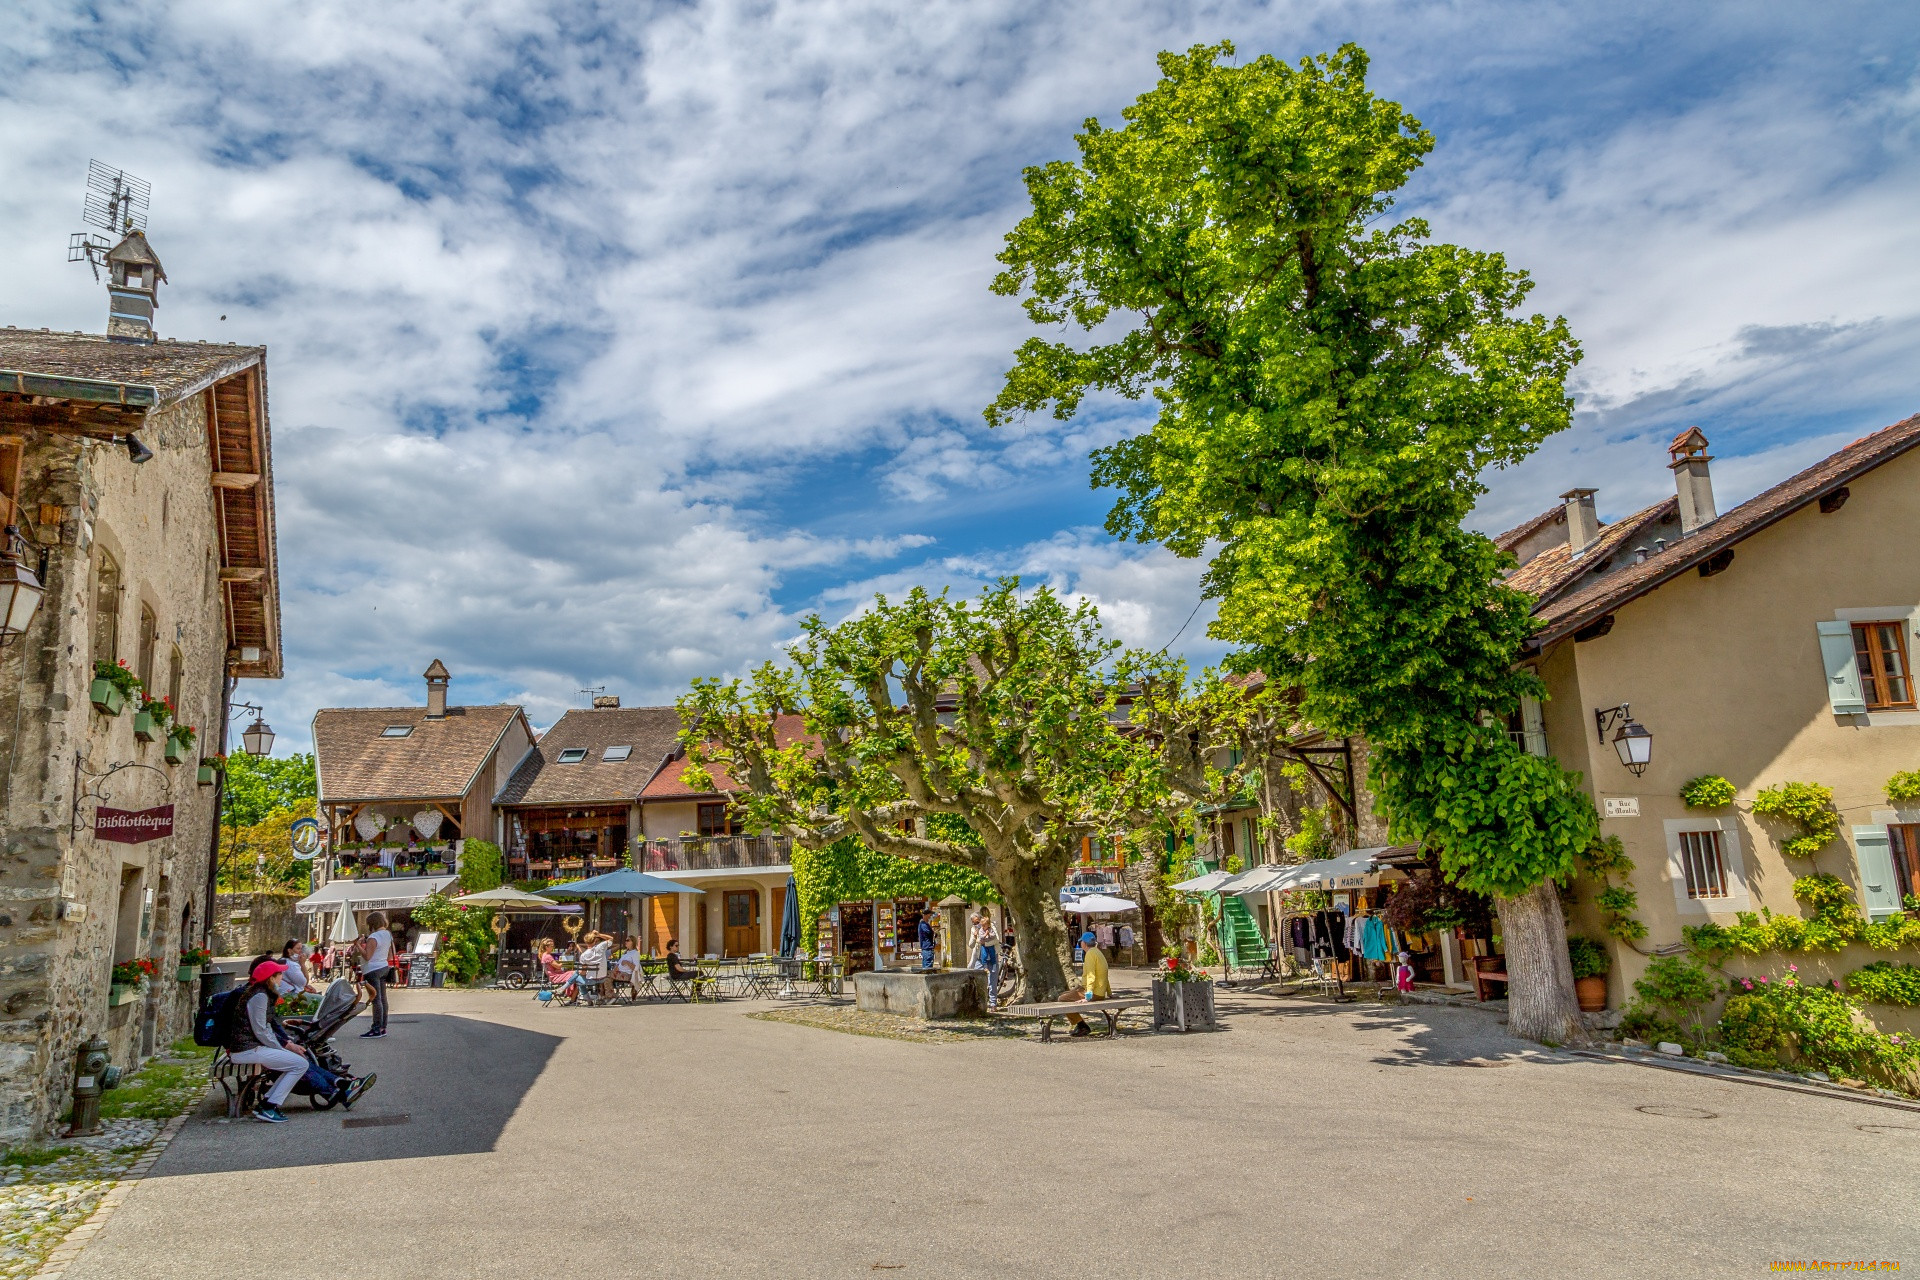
<box><xmin>194</xmin><ymin>987</ymin><xmax>246</xmax><ymax>1048</ymax></box>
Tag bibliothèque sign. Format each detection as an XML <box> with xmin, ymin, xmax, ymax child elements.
<box><xmin>94</xmin><ymin>805</ymin><xmax>174</xmax><ymax>844</ymax></box>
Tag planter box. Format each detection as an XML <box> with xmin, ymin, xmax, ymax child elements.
<box><xmin>133</xmin><ymin>710</ymin><xmax>158</xmax><ymax>742</ymax></box>
<box><xmin>107</xmin><ymin>983</ymin><xmax>141</xmax><ymax>1007</ymax></box>
<box><xmin>1151</xmin><ymin>978</ymin><xmax>1218</xmax><ymax>1031</ymax></box>
<box><xmin>197</xmin><ymin>765</ymin><xmax>216</xmax><ymax>786</ymax></box>
<box><xmin>164</xmin><ymin>737</ymin><xmax>189</xmax><ymax>765</ymax></box>
<box><xmin>90</xmin><ymin>680</ymin><xmax>125</xmax><ymax>716</ymax></box>
<box><xmin>176</xmin><ymin>966</ymin><xmax>197</xmax><ymax>983</ymax></box>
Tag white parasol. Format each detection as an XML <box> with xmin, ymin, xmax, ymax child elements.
<box><xmin>1063</xmin><ymin>894</ymin><xmax>1138</xmax><ymax>913</ymax></box>
<box><xmin>328</xmin><ymin>906</ymin><xmax>359</xmax><ymax>944</ymax></box>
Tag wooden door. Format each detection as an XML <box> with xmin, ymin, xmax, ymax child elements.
<box><xmin>724</xmin><ymin>890</ymin><xmax>759</xmax><ymax>957</ymax></box>
<box><xmin>771</xmin><ymin>885</ymin><xmax>787</xmax><ymax>952</ymax></box>
<box><xmin>650</xmin><ymin>896</ymin><xmax>678</xmax><ymax>955</ymax></box>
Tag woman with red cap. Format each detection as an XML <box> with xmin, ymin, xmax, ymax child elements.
<box><xmin>225</xmin><ymin>959</ymin><xmax>309</xmax><ymax>1123</ymax></box>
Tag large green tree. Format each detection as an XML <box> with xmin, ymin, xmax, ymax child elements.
<box><xmin>989</xmin><ymin>42</ymin><xmax>1597</xmax><ymax>1041</ymax></box>
<box><xmin>220</xmin><ymin>751</ymin><xmax>317</xmax><ymax>829</ymax></box>
<box><xmin>678</xmin><ymin>580</ymin><xmax>1240</xmax><ymax>1003</ymax></box>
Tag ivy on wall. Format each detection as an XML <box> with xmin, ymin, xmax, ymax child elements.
<box><xmin>1679</xmin><ymin>775</ymin><xmax>1736</xmax><ymax>809</ymax></box>
<box><xmin>794</xmin><ymin>820</ymin><xmax>1000</xmax><ymax>953</ymax></box>
<box><xmin>1750</xmin><ymin>782</ymin><xmax>1841</xmax><ymax>860</ymax></box>
<box><xmin>1684</xmin><ymin>874</ymin><xmax>1920</xmax><ymax>958</ymax></box>
<box><xmin>1576</xmin><ymin>835</ymin><xmax>1647</xmax><ymax>944</ymax></box>
<box><xmin>1889</xmin><ymin>771</ymin><xmax>1920</xmax><ymax>805</ymax></box>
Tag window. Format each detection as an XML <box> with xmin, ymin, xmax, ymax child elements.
<box><xmin>1892</xmin><ymin>825</ymin><xmax>1920</xmax><ymax>904</ymax></box>
<box><xmin>602</xmin><ymin>745</ymin><xmax>632</xmax><ymax>762</ymax></box>
<box><xmin>1853</xmin><ymin>622</ymin><xmax>1915</xmax><ymax>710</ymax></box>
<box><xmin>1678</xmin><ymin>830</ymin><xmax>1729</xmax><ymax>900</ymax></box>
<box><xmin>697</xmin><ymin>802</ymin><xmax>732</xmax><ymax>837</ymax></box>
<box><xmin>379</xmin><ymin>725</ymin><xmax>413</xmax><ymax>738</ymax></box>
<box><xmin>556</xmin><ymin>747</ymin><xmax>588</xmax><ymax>764</ymax></box>
<box><xmin>136</xmin><ymin>605</ymin><xmax>159</xmax><ymax>688</ymax></box>
<box><xmin>91</xmin><ymin>550</ymin><xmax>121</xmax><ymax>665</ymax></box>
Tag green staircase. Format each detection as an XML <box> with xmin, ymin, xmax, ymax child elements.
<box><xmin>1218</xmin><ymin>894</ymin><xmax>1267</xmax><ymax>970</ymax></box>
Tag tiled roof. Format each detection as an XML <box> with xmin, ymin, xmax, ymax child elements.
<box><xmin>0</xmin><ymin>329</ymin><xmax>263</xmax><ymax>407</ymax></box>
<box><xmin>1492</xmin><ymin>504</ymin><xmax>1564</xmax><ymax>553</ymax></box>
<box><xmin>494</xmin><ymin>706</ymin><xmax>683</xmax><ymax>807</ymax></box>
<box><xmin>1507</xmin><ymin>497</ymin><xmax>1677</xmax><ymax>600</ymax></box>
<box><xmin>640</xmin><ymin>714</ymin><xmax>812</xmax><ymax>801</ymax></box>
<box><xmin>313</xmin><ymin>704</ymin><xmax>527</xmax><ymax>803</ymax></box>
<box><xmin>1531</xmin><ymin>411</ymin><xmax>1920</xmax><ymax>647</ymax></box>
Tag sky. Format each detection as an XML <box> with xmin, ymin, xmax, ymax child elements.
<box><xmin>3</xmin><ymin>1</ymin><xmax>1917</xmax><ymax>753</ymax></box>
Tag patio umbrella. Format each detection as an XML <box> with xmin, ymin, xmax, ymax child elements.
<box><xmin>452</xmin><ymin>885</ymin><xmax>564</xmax><ymax>910</ymax></box>
<box><xmin>1063</xmin><ymin>894</ymin><xmax>1138</xmax><ymax>913</ymax></box>
<box><xmin>328</xmin><ymin>906</ymin><xmax>358</xmax><ymax>944</ymax></box>
<box><xmin>779</xmin><ymin>874</ymin><xmax>800</xmax><ymax>959</ymax></box>
<box><xmin>537</xmin><ymin>869</ymin><xmax>705</xmax><ymax>899</ymax></box>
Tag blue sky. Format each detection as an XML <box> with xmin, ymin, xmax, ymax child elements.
<box><xmin>3</xmin><ymin>1</ymin><xmax>1917</xmax><ymax>752</ymax></box>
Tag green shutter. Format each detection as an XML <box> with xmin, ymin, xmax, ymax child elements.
<box><xmin>1817</xmin><ymin>621</ymin><xmax>1867</xmax><ymax>715</ymax></box>
<box><xmin>1853</xmin><ymin>825</ymin><xmax>1902</xmax><ymax>920</ymax></box>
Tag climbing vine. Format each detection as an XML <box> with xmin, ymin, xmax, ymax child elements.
<box><xmin>1575</xmin><ymin>835</ymin><xmax>1647</xmax><ymax>944</ymax></box>
<box><xmin>1684</xmin><ymin>874</ymin><xmax>1920</xmax><ymax>958</ymax></box>
<box><xmin>1888</xmin><ymin>771</ymin><xmax>1920</xmax><ymax>805</ymax></box>
<box><xmin>1849</xmin><ymin>961</ymin><xmax>1920</xmax><ymax>1007</ymax></box>
<box><xmin>1750</xmin><ymin>782</ymin><xmax>1841</xmax><ymax>859</ymax></box>
<box><xmin>1679</xmin><ymin>775</ymin><xmax>1736</xmax><ymax>810</ymax></box>
<box><xmin>793</xmin><ymin>828</ymin><xmax>999</xmax><ymax>954</ymax></box>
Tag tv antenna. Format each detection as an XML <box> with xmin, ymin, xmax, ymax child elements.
<box><xmin>579</xmin><ymin>686</ymin><xmax>606</xmax><ymax>705</ymax></box>
<box><xmin>68</xmin><ymin>160</ymin><xmax>151</xmax><ymax>281</ymax></box>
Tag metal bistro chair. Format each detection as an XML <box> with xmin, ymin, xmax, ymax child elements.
<box><xmin>738</xmin><ymin>954</ymin><xmax>776</xmax><ymax>1000</ymax></box>
<box><xmin>693</xmin><ymin>957</ymin><xmax>726</xmax><ymax>1002</ymax></box>
<box><xmin>651</xmin><ymin>959</ymin><xmax>691</xmax><ymax>1003</ymax></box>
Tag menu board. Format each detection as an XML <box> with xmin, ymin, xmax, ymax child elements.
<box><xmin>407</xmin><ymin>953</ymin><xmax>435</xmax><ymax>988</ymax></box>
<box><xmin>876</xmin><ymin>903</ymin><xmax>896</xmax><ymax>951</ymax></box>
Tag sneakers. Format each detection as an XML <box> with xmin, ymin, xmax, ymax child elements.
<box><xmin>359</xmin><ymin>1028</ymin><xmax>387</xmax><ymax>1038</ymax></box>
<box><xmin>339</xmin><ymin>1074</ymin><xmax>376</xmax><ymax>1109</ymax></box>
<box><xmin>1070</xmin><ymin>1022</ymin><xmax>1092</xmax><ymax>1037</ymax></box>
<box><xmin>251</xmin><ymin>1105</ymin><xmax>289</xmax><ymax>1123</ymax></box>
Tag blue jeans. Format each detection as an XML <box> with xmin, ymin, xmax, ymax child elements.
<box><xmin>978</xmin><ymin>946</ymin><xmax>999</xmax><ymax>1008</ymax></box>
<box><xmin>919</xmin><ymin>943</ymin><xmax>934</xmax><ymax>971</ymax></box>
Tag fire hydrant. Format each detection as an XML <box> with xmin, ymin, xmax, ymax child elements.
<box><xmin>66</xmin><ymin>1035</ymin><xmax>120</xmax><ymax>1136</ymax></box>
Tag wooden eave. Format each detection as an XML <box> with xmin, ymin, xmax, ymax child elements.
<box><xmin>204</xmin><ymin>363</ymin><xmax>282</xmax><ymax>678</ymax></box>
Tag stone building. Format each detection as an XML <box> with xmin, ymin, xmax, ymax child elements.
<box><xmin>0</xmin><ymin>241</ymin><xmax>281</xmax><ymax>1145</ymax></box>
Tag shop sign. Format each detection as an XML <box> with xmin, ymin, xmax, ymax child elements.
<box><xmin>94</xmin><ymin>804</ymin><xmax>174</xmax><ymax>845</ymax></box>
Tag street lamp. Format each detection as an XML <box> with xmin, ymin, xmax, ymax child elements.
<box><xmin>242</xmin><ymin>714</ymin><xmax>275</xmax><ymax>757</ymax></box>
<box><xmin>1595</xmin><ymin>704</ymin><xmax>1652</xmax><ymax>777</ymax></box>
<box><xmin>0</xmin><ymin>529</ymin><xmax>44</xmax><ymax>647</ymax></box>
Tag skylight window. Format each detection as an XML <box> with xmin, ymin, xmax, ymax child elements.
<box><xmin>380</xmin><ymin>725</ymin><xmax>413</xmax><ymax>738</ymax></box>
<box><xmin>556</xmin><ymin>747</ymin><xmax>588</xmax><ymax>764</ymax></box>
<box><xmin>603</xmin><ymin>745</ymin><xmax>632</xmax><ymax>762</ymax></box>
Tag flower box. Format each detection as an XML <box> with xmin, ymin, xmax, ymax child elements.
<box><xmin>1151</xmin><ymin>977</ymin><xmax>1218</xmax><ymax>1032</ymax></box>
<box><xmin>197</xmin><ymin>765</ymin><xmax>216</xmax><ymax>786</ymax></box>
<box><xmin>133</xmin><ymin>710</ymin><xmax>157</xmax><ymax>742</ymax></box>
<box><xmin>176</xmin><ymin>965</ymin><xmax>197</xmax><ymax>983</ymax></box>
<box><xmin>164</xmin><ymin>737</ymin><xmax>188</xmax><ymax>765</ymax></box>
<box><xmin>107</xmin><ymin>983</ymin><xmax>140</xmax><ymax>1007</ymax></box>
<box><xmin>90</xmin><ymin>680</ymin><xmax>125</xmax><ymax>716</ymax></box>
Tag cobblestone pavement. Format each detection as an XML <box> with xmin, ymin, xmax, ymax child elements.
<box><xmin>0</xmin><ymin>1039</ymin><xmax>212</xmax><ymax>1278</ymax></box>
<box><xmin>45</xmin><ymin>981</ymin><xmax>1920</xmax><ymax>1279</ymax></box>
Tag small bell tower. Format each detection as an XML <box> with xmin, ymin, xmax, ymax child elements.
<box><xmin>104</xmin><ymin>231</ymin><xmax>166</xmax><ymax>344</ymax></box>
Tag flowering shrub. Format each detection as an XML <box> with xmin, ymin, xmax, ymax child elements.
<box><xmin>1721</xmin><ymin>967</ymin><xmax>1919</xmax><ymax>1091</ymax></box>
<box><xmin>139</xmin><ymin>692</ymin><xmax>175</xmax><ymax>732</ymax></box>
<box><xmin>110</xmin><ymin>957</ymin><xmax>159</xmax><ymax>986</ymax></box>
<box><xmin>1160</xmin><ymin>953</ymin><xmax>1211</xmax><ymax>984</ymax></box>
<box><xmin>1750</xmin><ymin>781</ymin><xmax>1840</xmax><ymax>859</ymax></box>
<box><xmin>1679</xmin><ymin>775</ymin><xmax>1736</xmax><ymax>810</ymax></box>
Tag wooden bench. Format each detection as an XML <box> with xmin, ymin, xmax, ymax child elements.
<box><xmin>1472</xmin><ymin>955</ymin><xmax>1509</xmax><ymax>1002</ymax></box>
<box><xmin>210</xmin><ymin>1050</ymin><xmax>265</xmax><ymax>1118</ymax></box>
<box><xmin>997</xmin><ymin>998</ymin><xmax>1145</xmax><ymax>1042</ymax></box>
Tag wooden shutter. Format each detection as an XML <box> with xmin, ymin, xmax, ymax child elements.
<box><xmin>1817</xmin><ymin>621</ymin><xmax>1867</xmax><ymax>714</ymax></box>
<box><xmin>1853</xmin><ymin>825</ymin><xmax>1902</xmax><ymax>920</ymax></box>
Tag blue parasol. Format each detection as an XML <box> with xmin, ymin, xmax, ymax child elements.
<box><xmin>779</xmin><ymin>874</ymin><xmax>800</xmax><ymax>958</ymax></box>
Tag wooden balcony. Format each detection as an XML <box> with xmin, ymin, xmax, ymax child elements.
<box><xmin>640</xmin><ymin>835</ymin><xmax>794</xmax><ymax>873</ymax></box>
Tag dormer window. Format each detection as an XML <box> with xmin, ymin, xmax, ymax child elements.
<box><xmin>603</xmin><ymin>746</ymin><xmax>632</xmax><ymax>762</ymax></box>
<box><xmin>557</xmin><ymin>747</ymin><xmax>588</xmax><ymax>764</ymax></box>
<box><xmin>380</xmin><ymin>725</ymin><xmax>412</xmax><ymax>738</ymax></box>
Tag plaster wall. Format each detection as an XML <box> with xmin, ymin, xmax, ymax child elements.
<box><xmin>1547</xmin><ymin>450</ymin><xmax>1920</xmax><ymax>1009</ymax></box>
<box><xmin>0</xmin><ymin>395</ymin><xmax>229</xmax><ymax>1145</ymax></box>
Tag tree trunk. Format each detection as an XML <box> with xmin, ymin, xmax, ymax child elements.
<box><xmin>1495</xmin><ymin>879</ymin><xmax>1587</xmax><ymax>1045</ymax></box>
<box><xmin>998</xmin><ymin>863</ymin><xmax>1071</xmax><ymax>1003</ymax></box>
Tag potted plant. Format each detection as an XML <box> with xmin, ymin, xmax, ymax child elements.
<box><xmin>133</xmin><ymin>691</ymin><xmax>173</xmax><ymax>743</ymax></box>
<box><xmin>178</xmin><ymin>944</ymin><xmax>211</xmax><ymax>983</ymax></box>
<box><xmin>198</xmin><ymin>754</ymin><xmax>224</xmax><ymax>786</ymax></box>
<box><xmin>90</xmin><ymin>659</ymin><xmax>140</xmax><ymax>717</ymax></box>
<box><xmin>165</xmin><ymin>722</ymin><xmax>196</xmax><ymax>766</ymax></box>
<box><xmin>1151</xmin><ymin>952</ymin><xmax>1218</xmax><ymax>1031</ymax></box>
<box><xmin>1568</xmin><ymin>936</ymin><xmax>1611</xmax><ymax>1011</ymax></box>
<box><xmin>109</xmin><ymin>956</ymin><xmax>158</xmax><ymax>1005</ymax></box>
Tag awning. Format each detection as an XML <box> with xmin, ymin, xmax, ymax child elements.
<box><xmin>1270</xmin><ymin>847</ymin><xmax>1395</xmax><ymax>892</ymax></box>
<box><xmin>1169</xmin><ymin>870</ymin><xmax>1237</xmax><ymax>893</ymax></box>
<box><xmin>1220</xmin><ymin>864</ymin><xmax>1300</xmax><ymax>895</ymax></box>
<box><xmin>295</xmin><ymin>875</ymin><xmax>459</xmax><ymax>915</ymax></box>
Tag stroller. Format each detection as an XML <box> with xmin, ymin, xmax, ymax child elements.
<box><xmin>257</xmin><ymin>979</ymin><xmax>374</xmax><ymax>1111</ymax></box>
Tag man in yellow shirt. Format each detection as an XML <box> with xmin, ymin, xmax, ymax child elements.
<box><xmin>1069</xmin><ymin>929</ymin><xmax>1111</xmax><ymax>1037</ymax></box>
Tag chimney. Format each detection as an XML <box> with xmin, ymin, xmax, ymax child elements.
<box><xmin>423</xmin><ymin>659</ymin><xmax>450</xmax><ymax>719</ymax></box>
<box><xmin>592</xmin><ymin>694</ymin><xmax>621</xmax><ymax>709</ymax></box>
<box><xmin>104</xmin><ymin>231</ymin><xmax>165</xmax><ymax>344</ymax></box>
<box><xmin>1669</xmin><ymin>428</ymin><xmax>1716</xmax><ymax>534</ymax></box>
<box><xmin>1560</xmin><ymin>488</ymin><xmax>1601</xmax><ymax>557</ymax></box>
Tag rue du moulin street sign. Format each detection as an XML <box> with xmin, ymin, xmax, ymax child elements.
<box><xmin>94</xmin><ymin>805</ymin><xmax>174</xmax><ymax>845</ymax></box>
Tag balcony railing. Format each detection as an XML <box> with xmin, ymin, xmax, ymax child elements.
<box><xmin>640</xmin><ymin>835</ymin><xmax>794</xmax><ymax>873</ymax></box>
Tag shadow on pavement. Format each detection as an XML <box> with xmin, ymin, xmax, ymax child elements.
<box><xmin>1209</xmin><ymin>984</ymin><xmax>1588</xmax><ymax>1070</ymax></box>
<box><xmin>147</xmin><ymin>1012</ymin><xmax>561</xmax><ymax>1177</ymax></box>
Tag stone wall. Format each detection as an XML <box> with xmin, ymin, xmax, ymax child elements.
<box><xmin>210</xmin><ymin>892</ymin><xmax>304</xmax><ymax>958</ymax></box>
<box><xmin>0</xmin><ymin>393</ymin><xmax>230</xmax><ymax>1146</ymax></box>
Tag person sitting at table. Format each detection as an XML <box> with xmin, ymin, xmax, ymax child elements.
<box><xmin>576</xmin><ymin>931</ymin><xmax>613</xmax><ymax>1001</ymax></box>
<box><xmin>614</xmin><ymin>936</ymin><xmax>644</xmax><ymax>986</ymax></box>
<box><xmin>535</xmin><ymin>939</ymin><xmax>578</xmax><ymax>998</ymax></box>
<box><xmin>663</xmin><ymin>939</ymin><xmax>698</xmax><ymax>981</ymax></box>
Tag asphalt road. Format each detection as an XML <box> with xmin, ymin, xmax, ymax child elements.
<box><xmin>62</xmin><ymin>977</ymin><xmax>1920</xmax><ymax>1279</ymax></box>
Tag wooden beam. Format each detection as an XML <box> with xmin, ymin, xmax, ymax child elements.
<box><xmin>210</xmin><ymin>472</ymin><xmax>260</xmax><ymax>489</ymax></box>
<box><xmin>218</xmin><ymin>566</ymin><xmax>266</xmax><ymax>582</ymax></box>
<box><xmin>0</xmin><ymin>400</ymin><xmax>145</xmax><ymax>434</ymax></box>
